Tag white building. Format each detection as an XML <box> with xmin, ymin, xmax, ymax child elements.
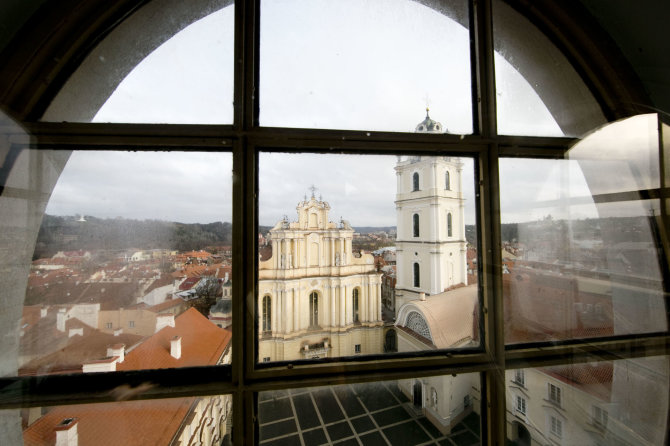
<box><xmin>394</xmin><ymin>112</ymin><xmax>467</xmax><ymax>311</ymax></box>
<box><xmin>258</xmin><ymin>193</ymin><xmax>383</xmax><ymax>362</ymax></box>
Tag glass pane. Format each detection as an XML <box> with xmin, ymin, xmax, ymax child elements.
<box><xmin>492</xmin><ymin>0</ymin><xmax>606</xmax><ymax>137</ymax></box>
<box><xmin>501</xmin><ymin>115</ymin><xmax>667</xmax><ymax>344</ymax></box>
<box><xmin>260</xmin><ymin>0</ymin><xmax>473</xmax><ymax>134</ymax></box>
<box><xmin>41</xmin><ymin>2</ymin><xmax>234</xmax><ymax>124</ymax></box>
<box><xmin>259</xmin><ymin>374</ymin><xmax>481</xmax><ymax>445</ymax></box>
<box><xmin>21</xmin><ymin>394</ymin><xmax>232</xmax><ymax>444</ymax></box>
<box><xmin>14</xmin><ymin>150</ymin><xmax>233</xmax><ymax>375</ymax></box>
<box><xmin>506</xmin><ymin>356</ymin><xmax>669</xmax><ymax>446</ymax></box>
<box><xmin>258</xmin><ymin>152</ymin><xmax>479</xmax><ymax>363</ymax></box>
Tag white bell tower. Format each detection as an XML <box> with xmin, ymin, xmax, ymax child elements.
<box><xmin>394</xmin><ymin>109</ymin><xmax>468</xmax><ymax>312</ymax></box>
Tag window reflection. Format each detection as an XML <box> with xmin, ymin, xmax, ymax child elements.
<box><xmin>506</xmin><ymin>356</ymin><xmax>669</xmax><ymax>446</ymax></box>
<box><xmin>501</xmin><ymin>115</ymin><xmax>667</xmax><ymax>344</ymax></box>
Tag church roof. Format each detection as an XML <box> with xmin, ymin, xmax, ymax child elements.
<box><xmin>396</xmin><ymin>285</ymin><xmax>478</xmax><ymax>349</ymax></box>
<box><xmin>415</xmin><ymin>107</ymin><xmax>445</xmax><ymax>133</ymax></box>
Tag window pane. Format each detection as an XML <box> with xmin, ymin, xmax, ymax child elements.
<box><xmin>258</xmin><ymin>152</ymin><xmax>479</xmax><ymax>363</ymax></box>
<box><xmin>259</xmin><ymin>374</ymin><xmax>480</xmax><ymax>445</ymax></box>
<box><xmin>501</xmin><ymin>115</ymin><xmax>667</xmax><ymax>344</ymax></box>
<box><xmin>21</xmin><ymin>394</ymin><xmax>232</xmax><ymax>444</ymax></box>
<box><xmin>506</xmin><ymin>356</ymin><xmax>669</xmax><ymax>446</ymax></box>
<box><xmin>260</xmin><ymin>0</ymin><xmax>473</xmax><ymax>133</ymax></box>
<box><xmin>492</xmin><ymin>0</ymin><xmax>606</xmax><ymax>137</ymax></box>
<box><xmin>41</xmin><ymin>3</ymin><xmax>234</xmax><ymax>124</ymax></box>
<box><xmin>14</xmin><ymin>150</ymin><xmax>233</xmax><ymax>375</ymax></box>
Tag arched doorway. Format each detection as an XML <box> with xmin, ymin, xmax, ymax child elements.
<box><xmin>513</xmin><ymin>421</ymin><xmax>531</xmax><ymax>446</ymax></box>
<box><xmin>384</xmin><ymin>329</ymin><xmax>397</xmax><ymax>353</ymax></box>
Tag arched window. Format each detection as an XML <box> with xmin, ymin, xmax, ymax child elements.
<box><xmin>309</xmin><ymin>291</ymin><xmax>319</xmax><ymax>328</ymax></box>
<box><xmin>413</xmin><ymin>262</ymin><xmax>420</xmax><ymax>288</ymax></box>
<box><xmin>412</xmin><ymin>172</ymin><xmax>419</xmax><ymax>191</ymax></box>
<box><xmin>447</xmin><ymin>212</ymin><xmax>453</xmax><ymax>237</ymax></box>
<box><xmin>352</xmin><ymin>288</ymin><xmax>360</xmax><ymax>323</ymax></box>
<box><xmin>262</xmin><ymin>295</ymin><xmax>272</xmax><ymax>332</ymax></box>
<box><xmin>413</xmin><ymin>213</ymin><xmax>420</xmax><ymax>237</ymax></box>
<box><xmin>262</xmin><ymin>295</ymin><xmax>271</xmax><ymax>333</ymax></box>
<box><xmin>445</xmin><ymin>171</ymin><xmax>450</xmax><ymax>190</ymax></box>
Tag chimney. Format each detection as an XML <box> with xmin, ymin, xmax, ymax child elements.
<box><xmin>56</xmin><ymin>308</ymin><xmax>67</xmax><ymax>332</ymax></box>
<box><xmin>113</xmin><ymin>328</ymin><xmax>123</xmax><ymax>336</ymax></box>
<box><xmin>55</xmin><ymin>417</ymin><xmax>78</xmax><ymax>446</ymax></box>
<box><xmin>155</xmin><ymin>314</ymin><xmax>175</xmax><ymax>333</ymax></box>
<box><xmin>40</xmin><ymin>307</ymin><xmax>48</xmax><ymax>318</ymax></box>
<box><xmin>68</xmin><ymin>328</ymin><xmax>83</xmax><ymax>338</ymax></box>
<box><xmin>107</xmin><ymin>344</ymin><xmax>125</xmax><ymax>363</ymax></box>
<box><xmin>419</xmin><ymin>292</ymin><xmax>426</xmax><ymax>301</ymax></box>
<box><xmin>170</xmin><ymin>336</ymin><xmax>182</xmax><ymax>359</ymax></box>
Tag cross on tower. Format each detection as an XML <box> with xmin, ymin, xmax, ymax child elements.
<box><xmin>309</xmin><ymin>185</ymin><xmax>318</xmax><ymax>198</ymax></box>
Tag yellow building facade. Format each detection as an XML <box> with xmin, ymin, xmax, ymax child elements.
<box><xmin>258</xmin><ymin>194</ymin><xmax>383</xmax><ymax>362</ymax></box>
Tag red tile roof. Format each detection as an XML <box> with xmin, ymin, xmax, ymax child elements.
<box><xmin>118</xmin><ymin>308</ymin><xmax>231</xmax><ymax>371</ymax></box>
<box><xmin>23</xmin><ymin>397</ymin><xmax>195</xmax><ymax>446</ymax></box>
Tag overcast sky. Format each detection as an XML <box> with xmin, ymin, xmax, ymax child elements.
<box><xmin>45</xmin><ymin>0</ymin><xmax>588</xmax><ymax>227</ymax></box>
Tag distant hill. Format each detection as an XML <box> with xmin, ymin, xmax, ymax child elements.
<box><xmin>34</xmin><ymin>215</ymin><xmax>232</xmax><ymax>259</ymax></box>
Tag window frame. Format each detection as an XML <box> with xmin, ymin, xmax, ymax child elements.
<box><xmin>0</xmin><ymin>1</ymin><xmax>666</xmax><ymax>446</ymax></box>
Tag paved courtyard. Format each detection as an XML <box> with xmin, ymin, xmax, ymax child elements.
<box><xmin>258</xmin><ymin>381</ymin><xmax>480</xmax><ymax>446</ymax></box>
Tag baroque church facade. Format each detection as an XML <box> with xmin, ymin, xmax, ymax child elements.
<box><xmin>258</xmin><ymin>193</ymin><xmax>383</xmax><ymax>362</ymax></box>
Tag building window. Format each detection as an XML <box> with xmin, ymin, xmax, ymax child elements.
<box><xmin>445</xmin><ymin>171</ymin><xmax>450</xmax><ymax>190</ymax></box>
<box><xmin>128</xmin><ymin>321</ymin><xmax>135</xmax><ymax>328</ymax></box>
<box><xmin>516</xmin><ymin>396</ymin><xmax>526</xmax><ymax>415</ymax></box>
<box><xmin>550</xmin><ymin>416</ymin><xmax>563</xmax><ymax>438</ymax></box>
<box><xmin>262</xmin><ymin>295</ymin><xmax>271</xmax><ymax>333</ymax></box>
<box><xmin>309</xmin><ymin>291</ymin><xmax>319</xmax><ymax>328</ymax></box>
<box><xmin>593</xmin><ymin>406</ymin><xmax>608</xmax><ymax>429</ymax></box>
<box><xmin>447</xmin><ymin>212</ymin><xmax>452</xmax><ymax>237</ymax></box>
<box><xmin>412</xmin><ymin>172</ymin><xmax>419</xmax><ymax>191</ymax></box>
<box><xmin>413</xmin><ymin>262</ymin><xmax>420</xmax><ymax>288</ymax></box>
<box><xmin>352</xmin><ymin>288</ymin><xmax>360</xmax><ymax>323</ymax></box>
<box><xmin>548</xmin><ymin>383</ymin><xmax>562</xmax><ymax>406</ymax></box>
<box><xmin>354</xmin><ymin>344</ymin><xmax>361</xmax><ymax>354</ymax></box>
<box><xmin>105</xmin><ymin>322</ymin><xmax>112</xmax><ymax>329</ymax></box>
<box><xmin>514</xmin><ymin>370</ymin><xmax>525</xmax><ymax>386</ymax></box>
<box><xmin>413</xmin><ymin>213</ymin><xmax>420</xmax><ymax>237</ymax></box>
<box><xmin>262</xmin><ymin>357</ymin><xmax>271</xmax><ymax>363</ymax></box>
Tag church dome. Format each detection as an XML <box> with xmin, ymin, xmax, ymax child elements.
<box><xmin>415</xmin><ymin>107</ymin><xmax>445</xmax><ymax>133</ymax></box>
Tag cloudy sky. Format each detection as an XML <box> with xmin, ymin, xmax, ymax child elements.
<box><xmin>45</xmin><ymin>0</ymin><xmax>593</xmax><ymax>227</ymax></box>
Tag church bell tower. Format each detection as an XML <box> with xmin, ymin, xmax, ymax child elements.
<box><xmin>394</xmin><ymin>109</ymin><xmax>467</xmax><ymax>312</ymax></box>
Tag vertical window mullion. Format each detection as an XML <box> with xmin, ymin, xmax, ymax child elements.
<box><xmin>234</xmin><ymin>0</ymin><xmax>261</xmax><ymax>444</ymax></box>
<box><xmin>472</xmin><ymin>0</ymin><xmax>505</xmax><ymax>443</ymax></box>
